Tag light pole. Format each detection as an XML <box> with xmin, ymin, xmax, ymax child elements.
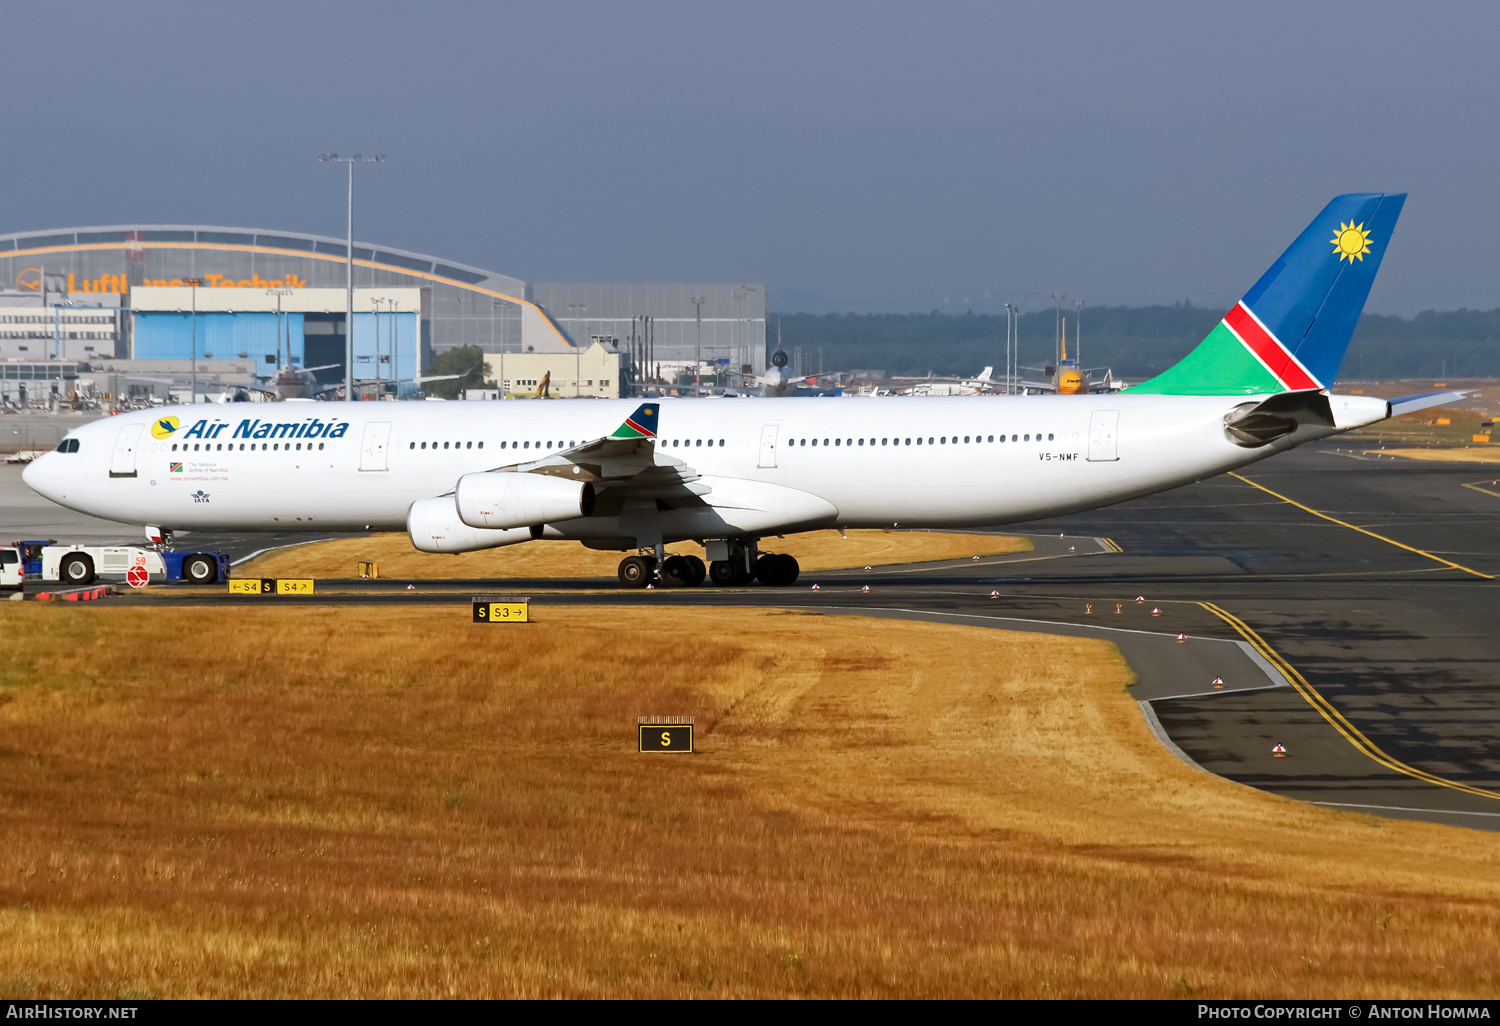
<box><xmin>1073</xmin><ymin>298</ymin><xmax>1085</xmax><ymax>368</ymax></box>
<box><xmin>319</xmin><ymin>152</ymin><xmax>385</xmax><ymax>401</ymax></box>
<box><xmin>372</xmin><ymin>297</ymin><xmax>385</xmax><ymax>398</ymax></box>
<box><xmin>740</xmin><ymin>285</ymin><xmax>758</xmax><ymax>387</ymax></box>
<box><xmin>388</xmin><ymin>300</ymin><xmax>399</xmax><ymax>399</ymax></box>
<box><xmin>568</xmin><ymin>302</ymin><xmax>586</xmax><ymax>397</ymax></box>
<box><xmin>690</xmin><ymin>296</ymin><xmax>706</xmax><ymax>387</ymax></box>
<box><xmin>1003</xmin><ymin>303</ymin><xmax>1014</xmax><ymax>395</ymax></box>
<box><xmin>267</xmin><ymin>288</ymin><xmax>293</xmax><ymax>369</ymax></box>
<box><xmin>186</xmin><ymin>278</ymin><xmax>202</xmax><ymax>403</ymax></box>
<box><xmin>1051</xmin><ymin>293</ymin><xmax>1065</xmax><ymax>371</ymax></box>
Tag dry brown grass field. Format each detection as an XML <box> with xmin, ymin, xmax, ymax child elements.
<box><xmin>237</xmin><ymin>529</ymin><xmax>1032</xmax><ymax>581</ymax></box>
<box><xmin>2</xmin><ymin>605</ymin><xmax>1499</xmax><ymax>998</ymax></box>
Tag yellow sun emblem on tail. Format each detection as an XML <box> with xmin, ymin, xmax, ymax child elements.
<box><xmin>1331</xmin><ymin>221</ymin><xmax>1373</xmax><ymax>263</ymax></box>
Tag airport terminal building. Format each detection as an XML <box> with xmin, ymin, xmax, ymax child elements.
<box><xmin>0</xmin><ymin>224</ymin><xmax>765</xmax><ymax>401</ymax></box>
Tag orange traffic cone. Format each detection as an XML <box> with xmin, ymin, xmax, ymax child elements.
<box><xmin>1115</xmin><ymin>603</ymin><xmax>1123</xmax><ymax>614</ymax></box>
<box><xmin>1085</xmin><ymin>603</ymin><xmax>1093</xmax><ymax>614</ymax></box>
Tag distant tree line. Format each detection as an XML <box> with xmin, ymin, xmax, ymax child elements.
<box><xmin>770</xmin><ymin>305</ymin><xmax>1500</xmax><ymax>380</ymax></box>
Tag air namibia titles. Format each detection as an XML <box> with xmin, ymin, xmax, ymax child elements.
<box><xmin>180</xmin><ymin>418</ymin><xmax>351</xmax><ymax>441</ymax></box>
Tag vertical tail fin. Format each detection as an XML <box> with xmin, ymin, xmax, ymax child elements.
<box><xmin>1132</xmin><ymin>193</ymin><xmax>1406</xmax><ymax>395</ymax></box>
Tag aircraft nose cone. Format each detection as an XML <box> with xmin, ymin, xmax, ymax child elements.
<box><xmin>21</xmin><ymin>452</ymin><xmax>62</xmax><ymax>501</ymax></box>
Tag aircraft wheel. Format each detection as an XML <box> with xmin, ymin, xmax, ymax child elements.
<box><xmin>59</xmin><ymin>554</ymin><xmax>94</xmax><ymax>585</ymax></box>
<box><xmin>754</xmin><ymin>553</ymin><xmax>781</xmax><ymax>585</ymax></box>
<box><xmin>777</xmin><ymin>554</ymin><xmax>800</xmax><ymax>585</ymax></box>
<box><xmin>731</xmin><ymin>560</ymin><xmax>756</xmax><ymax>585</ymax></box>
<box><xmin>708</xmin><ymin>560</ymin><xmax>738</xmax><ymax>586</ymax></box>
<box><xmin>183</xmin><ymin>554</ymin><xmax>218</xmax><ymax>585</ymax></box>
<box><xmin>618</xmin><ymin>555</ymin><xmax>655</xmax><ymax>588</ymax></box>
<box><xmin>685</xmin><ymin>555</ymin><xmax>706</xmax><ymax>586</ymax></box>
<box><xmin>659</xmin><ymin>554</ymin><xmax>693</xmax><ymax>588</ymax></box>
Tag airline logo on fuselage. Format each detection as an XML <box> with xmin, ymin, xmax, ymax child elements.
<box><xmin>176</xmin><ymin>417</ymin><xmax>351</xmax><ymax>441</ymax></box>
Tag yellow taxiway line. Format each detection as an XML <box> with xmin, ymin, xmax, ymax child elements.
<box><xmin>1199</xmin><ymin>601</ymin><xmax>1500</xmax><ymax>802</ymax></box>
<box><xmin>1229</xmin><ymin>472</ymin><xmax>1493</xmax><ymax>579</ymax></box>
<box><xmin>1461</xmin><ymin>480</ymin><xmax>1500</xmax><ymax>499</ymax></box>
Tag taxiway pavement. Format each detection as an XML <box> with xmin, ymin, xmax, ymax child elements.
<box><xmin>12</xmin><ymin>442</ymin><xmax>1500</xmax><ymax>830</ymax></box>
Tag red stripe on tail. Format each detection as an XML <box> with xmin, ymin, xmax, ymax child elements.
<box><xmin>1224</xmin><ymin>303</ymin><xmax>1321</xmax><ymax>391</ymax></box>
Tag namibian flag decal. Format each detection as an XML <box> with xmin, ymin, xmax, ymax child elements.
<box><xmin>169</xmin><ymin>462</ymin><xmax>183</xmax><ymax>473</ymax></box>
<box><xmin>610</xmin><ymin>403</ymin><xmax>660</xmax><ymax>439</ymax></box>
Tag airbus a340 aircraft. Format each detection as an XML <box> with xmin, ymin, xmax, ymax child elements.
<box><xmin>24</xmin><ymin>194</ymin><xmax>1460</xmax><ymax>588</ymax></box>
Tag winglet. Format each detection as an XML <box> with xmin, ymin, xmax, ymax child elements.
<box><xmin>610</xmin><ymin>403</ymin><xmax>659</xmax><ymax>438</ymax></box>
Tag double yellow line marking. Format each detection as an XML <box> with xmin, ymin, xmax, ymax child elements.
<box><xmin>1462</xmin><ymin>480</ymin><xmax>1500</xmax><ymax>500</ymax></box>
<box><xmin>1230</xmin><ymin>472</ymin><xmax>1493</xmax><ymax>579</ymax></box>
<box><xmin>1199</xmin><ymin>601</ymin><xmax>1500</xmax><ymax>801</ymax></box>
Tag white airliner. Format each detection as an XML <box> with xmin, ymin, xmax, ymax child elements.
<box><xmin>23</xmin><ymin>194</ymin><xmax>1458</xmax><ymax>588</ymax></box>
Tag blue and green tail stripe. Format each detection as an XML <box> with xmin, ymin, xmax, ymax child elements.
<box><xmin>611</xmin><ymin>403</ymin><xmax>659</xmax><ymax>438</ymax></box>
<box><xmin>1131</xmin><ymin>193</ymin><xmax>1406</xmax><ymax>396</ymax></box>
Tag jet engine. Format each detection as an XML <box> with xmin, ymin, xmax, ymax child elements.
<box><xmin>454</xmin><ymin>472</ymin><xmax>595</xmax><ymax>531</ymax></box>
<box><xmin>407</xmin><ymin>495</ymin><xmax>538</xmax><ymax>553</ymax></box>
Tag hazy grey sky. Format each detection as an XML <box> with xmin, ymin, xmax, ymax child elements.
<box><xmin>3</xmin><ymin>1</ymin><xmax>1497</xmax><ymax>314</ymax></box>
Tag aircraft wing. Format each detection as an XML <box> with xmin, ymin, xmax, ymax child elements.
<box><xmin>1388</xmin><ymin>390</ymin><xmax>1470</xmax><ymax>417</ymax></box>
<box><xmin>494</xmin><ymin>402</ymin><xmax>709</xmax><ymax>498</ymax></box>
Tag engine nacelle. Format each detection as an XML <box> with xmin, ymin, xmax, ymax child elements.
<box><xmin>407</xmin><ymin>495</ymin><xmax>536</xmax><ymax>553</ymax></box>
<box><xmin>455</xmin><ymin>472</ymin><xmax>594</xmax><ymax>530</ymax></box>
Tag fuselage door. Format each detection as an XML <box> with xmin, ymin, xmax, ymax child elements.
<box><xmin>1087</xmin><ymin>411</ymin><xmax>1119</xmax><ymax>462</ymax></box>
<box><xmin>758</xmin><ymin>424</ymin><xmax>779</xmax><ymax>468</ymax></box>
<box><xmin>359</xmin><ymin>421</ymin><xmax>392</xmax><ymax>472</ymax></box>
<box><xmin>109</xmin><ymin>425</ymin><xmax>142</xmax><ymax>478</ymax></box>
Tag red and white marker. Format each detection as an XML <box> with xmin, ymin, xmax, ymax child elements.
<box><xmin>1272</xmin><ymin>743</ymin><xmax>1287</xmax><ymax>757</ymax></box>
<box><xmin>125</xmin><ymin>565</ymin><xmax>148</xmax><ymax>589</ymax></box>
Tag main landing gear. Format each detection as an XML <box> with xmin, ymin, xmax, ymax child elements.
<box><xmin>616</xmin><ymin>553</ymin><xmax>707</xmax><ymax>588</ymax></box>
<box><xmin>615</xmin><ymin>549</ymin><xmax>799</xmax><ymax>589</ymax></box>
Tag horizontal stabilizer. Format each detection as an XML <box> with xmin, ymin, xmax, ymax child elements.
<box><xmin>1389</xmin><ymin>390</ymin><xmax>1471</xmax><ymax>418</ymax></box>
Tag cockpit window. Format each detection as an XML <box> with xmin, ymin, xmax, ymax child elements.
<box><xmin>54</xmin><ymin>439</ymin><xmax>80</xmax><ymax>453</ymax></box>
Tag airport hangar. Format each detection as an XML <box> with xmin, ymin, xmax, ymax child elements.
<box><xmin>0</xmin><ymin>225</ymin><xmax>766</xmax><ymax>402</ymax></box>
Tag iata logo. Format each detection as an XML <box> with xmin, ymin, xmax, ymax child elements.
<box><xmin>151</xmin><ymin>416</ymin><xmax>180</xmax><ymax>439</ymax></box>
<box><xmin>191</xmin><ymin>490</ymin><xmax>210</xmax><ymax>503</ymax></box>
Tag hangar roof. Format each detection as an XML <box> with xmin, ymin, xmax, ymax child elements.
<box><xmin>0</xmin><ymin>224</ymin><xmax>528</xmax><ymax>300</ymax></box>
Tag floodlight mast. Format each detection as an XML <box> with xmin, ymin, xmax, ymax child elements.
<box><xmin>319</xmin><ymin>152</ymin><xmax>385</xmax><ymax>400</ymax></box>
